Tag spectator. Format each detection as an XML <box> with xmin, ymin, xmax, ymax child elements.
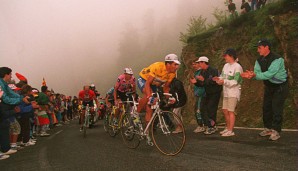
<box><xmin>250</xmin><ymin>0</ymin><xmax>257</xmax><ymax>10</ymax></box>
<box><xmin>215</xmin><ymin>49</ymin><xmax>243</xmax><ymax>137</ymax></box>
<box><xmin>257</xmin><ymin>0</ymin><xmax>267</xmax><ymax>9</ymax></box>
<box><xmin>241</xmin><ymin>39</ymin><xmax>288</xmax><ymax>141</ymax></box>
<box><xmin>0</xmin><ymin>67</ymin><xmax>29</xmax><ymax>156</ymax></box>
<box><xmin>193</xmin><ymin>57</ymin><xmax>223</xmax><ymax>135</ymax></box>
<box><xmin>36</xmin><ymin>85</ymin><xmax>51</xmax><ymax>136</ymax></box>
<box><xmin>228</xmin><ymin>0</ymin><xmax>238</xmax><ymax>19</ymax></box>
<box><xmin>67</xmin><ymin>96</ymin><xmax>73</xmax><ymax>120</ymax></box>
<box><xmin>72</xmin><ymin>96</ymin><xmax>79</xmax><ymax>119</ymax></box>
<box><xmin>17</xmin><ymin>84</ymin><xmax>38</xmax><ymax>146</ymax></box>
<box><xmin>0</xmin><ymin>89</ymin><xmax>9</xmax><ymax>160</ymax></box>
<box><xmin>190</xmin><ymin>60</ymin><xmax>206</xmax><ymax>133</ymax></box>
<box><xmin>241</xmin><ymin>0</ymin><xmax>251</xmax><ymax>14</ymax></box>
<box><xmin>169</xmin><ymin>78</ymin><xmax>187</xmax><ymax>133</ymax></box>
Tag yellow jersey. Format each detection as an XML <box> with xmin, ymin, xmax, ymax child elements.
<box><xmin>139</xmin><ymin>62</ymin><xmax>176</xmax><ymax>86</ymax></box>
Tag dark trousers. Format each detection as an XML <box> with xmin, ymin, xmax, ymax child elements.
<box><xmin>18</xmin><ymin>116</ymin><xmax>31</xmax><ymax>143</ymax></box>
<box><xmin>67</xmin><ymin>107</ymin><xmax>73</xmax><ymax>119</ymax></box>
<box><xmin>0</xmin><ymin>119</ymin><xmax>11</xmax><ymax>153</ymax></box>
<box><xmin>201</xmin><ymin>92</ymin><xmax>221</xmax><ymax>128</ymax></box>
<box><xmin>263</xmin><ymin>83</ymin><xmax>288</xmax><ymax>132</ymax></box>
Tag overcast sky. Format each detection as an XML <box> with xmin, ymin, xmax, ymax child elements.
<box><xmin>0</xmin><ymin>0</ymin><xmax>228</xmax><ymax>96</ymax></box>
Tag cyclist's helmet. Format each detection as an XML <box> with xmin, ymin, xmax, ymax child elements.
<box><xmin>90</xmin><ymin>83</ymin><xmax>95</xmax><ymax>89</ymax></box>
<box><xmin>124</xmin><ymin>68</ymin><xmax>133</xmax><ymax>75</ymax></box>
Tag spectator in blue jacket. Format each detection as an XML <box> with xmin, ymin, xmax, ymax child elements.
<box><xmin>0</xmin><ymin>67</ymin><xmax>29</xmax><ymax>156</ymax></box>
<box><xmin>17</xmin><ymin>84</ymin><xmax>39</xmax><ymax>146</ymax></box>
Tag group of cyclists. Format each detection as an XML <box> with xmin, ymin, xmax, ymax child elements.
<box><xmin>78</xmin><ymin>54</ymin><xmax>181</xmax><ymax>135</ymax></box>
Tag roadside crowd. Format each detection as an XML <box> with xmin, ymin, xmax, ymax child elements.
<box><xmin>0</xmin><ymin>72</ymin><xmax>82</xmax><ymax>160</ymax></box>
<box><xmin>227</xmin><ymin>0</ymin><xmax>268</xmax><ymax>19</ymax></box>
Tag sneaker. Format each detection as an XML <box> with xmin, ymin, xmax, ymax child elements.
<box><xmin>56</xmin><ymin>123</ymin><xmax>63</xmax><ymax>127</ymax></box>
<box><xmin>31</xmin><ymin>136</ymin><xmax>37</xmax><ymax>140</ymax></box>
<box><xmin>204</xmin><ymin>127</ymin><xmax>216</xmax><ymax>135</ymax></box>
<box><xmin>221</xmin><ymin>131</ymin><xmax>235</xmax><ymax>137</ymax></box>
<box><xmin>40</xmin><ymin>132</ymin><xmax>50</xmax><ymax>137</ymax></box>
<box><xmin>24</xmin><ymin>141</ymin><xmax>36</xmax><ymax>146</ymax></box>
<box><xmin>0</xmin><ymin>154</ymin><xmax>10</xmax><ymax>160</ymax></box>
<box><xmin>259</xmin><ymin>128</ymin><xmax>272</xmax><ymax>137</ymax></box>
<box><xmin>214</xmin><ymin>126</ymin><xmax>218</xmax><ymax>131</ymax></box>
<box><xmin>220</xmin><ymin>128</ymin><xmax>229</xmax><ymax>135</ymax></box>
<box><xmin>3</xmin><ymin>149</ymin><xmax>17</xmax><ymax>155</ymax></box>
<box><xmin>80</xmin><ymin>127</ymin><xmax>83</xmax><ymax>132</ymax></box>
<box><xmin>269</xmin><ymin>130</ymin><xmax>280</xmax><ymax>141</ymax></box>
<box><xmin>11</xmin><ymin>145</ymin><xmax>24</xmax><ymax>150</ymax></box>
<box><xmin>17</xmin><ymin>142</ymin><xmax>25</xmax><ymax>147</ymax></box>
<box><xmin>193</xmin><ymin>126</ymin><xmax>205</xmax><ymax>133</ymax></box>
<box><xmin>29</xmin><ymin>139</ymin><xmax>37</xmax><ymax>143</ymax></box>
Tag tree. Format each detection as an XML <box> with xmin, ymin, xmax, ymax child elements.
<box><xmin>179</xmin><ymin>16</ymin><xmax>207</xmax><ymax>44</ymax></box>
<box><xmin>212</xmin><ymin>7</ymin><xmax>228</xmax><ymax>25</ymax></box>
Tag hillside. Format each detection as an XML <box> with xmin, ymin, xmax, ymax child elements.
<box><xmin>179</xmin><ymin>0</ymin><xmax>298</xmax><ymax>129</ymax></box>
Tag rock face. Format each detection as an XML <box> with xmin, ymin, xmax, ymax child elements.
<box><xmin>179</xmin><ymin>1</ymin><xmax>298</xmax><ymax>128</ymax></box>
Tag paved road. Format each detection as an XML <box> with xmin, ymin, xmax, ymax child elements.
<box><xmin>1</xmin><ymin>119</ymin><xmax>297</xmax><ymax>171</ymax></box>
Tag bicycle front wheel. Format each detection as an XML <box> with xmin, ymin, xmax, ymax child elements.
<box><xmin>151</xmin><ymin>111</ymin><xmax>186</xmax><ymax>156</ymax></box>
<box><xmin>83</xmin><ymin>116</ymin><xmax>88</xmax><ymax>138</ymax></box>
<box><xmin>103</xmin><ymin>111</ymin><xmax>110</xmax><ymax>132</ymax></box>
<box><xmin>120</xmin><ymin>113</ymin><xmax>140</xmax><ymax>149</ymax></box>
<box><xmin>108</xmin><ymin>113</ymin><xmax>117</xmax><ymax>137</ymax></box>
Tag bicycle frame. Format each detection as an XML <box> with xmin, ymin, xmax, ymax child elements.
<box><xmin>84</xmin><ymin>105</ymin><xmax>90</xmax><ymax>126</ymax></box>
<box><xmin>140</xmin><ymin>92</ymin><xmax>172</xmax><ymax>136</ymax></box>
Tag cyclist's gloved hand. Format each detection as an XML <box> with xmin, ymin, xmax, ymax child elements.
<box><xmin>147</xmin><ymin>96</ymin><xmax>156</xmax><ymax>105</ymax></box>
<box><xmin>168</xmin><ymin>97</ymin><xmax>176</xmax><ymax>105</ymax></box>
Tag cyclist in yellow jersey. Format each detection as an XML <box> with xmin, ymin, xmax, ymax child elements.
<box><xmin>136</xmin><ymin>54</ymin><xmax>180</xmax><ymax>123</ymax></box>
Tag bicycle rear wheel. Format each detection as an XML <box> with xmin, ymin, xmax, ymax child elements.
<box><xmin>151</xmin><ymin>111</ymin><xmax>186</xmax><ymax>156</ymax></box>
<box><xmin>120</xmin><ymin>113</ymin><xmax>140</xmax><ymax>149</ymax></box>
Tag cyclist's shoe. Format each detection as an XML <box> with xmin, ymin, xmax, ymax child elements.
<box><xmin>132</xmin><ymin>113</ymin><xmax>141</xmax><ymax>126</ymax></box>
<box><xmin>146</xmin><ymin>135</ymin><xmax>154</xmax><ymax>146</ymax></box>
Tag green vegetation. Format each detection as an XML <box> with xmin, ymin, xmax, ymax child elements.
<box><xmin>179</xmin><ymin>0</ymin><xmax>298</xmax><ymax>129</ymax></box>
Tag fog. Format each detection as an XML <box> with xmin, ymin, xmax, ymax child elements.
<box><xmin>0</xmin><ymin>0</ymin><xmax>227</xmax><ymax>96</ymax></box>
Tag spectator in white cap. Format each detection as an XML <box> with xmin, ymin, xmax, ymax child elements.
<box><xmin>135</xmin><ymin>54</ymin><xmax>180</xmax><ymax>144</ymax></box>
<box><xmin>192</xmin><ymin>56</ymin><xmax>223</xmax><ymax>135</ymax></box>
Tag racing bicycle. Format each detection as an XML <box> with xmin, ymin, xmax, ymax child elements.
<box><xmin>120</xmin><ymin>91</ymin><xmax>185</xmax><ymax>156</ymax></box>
